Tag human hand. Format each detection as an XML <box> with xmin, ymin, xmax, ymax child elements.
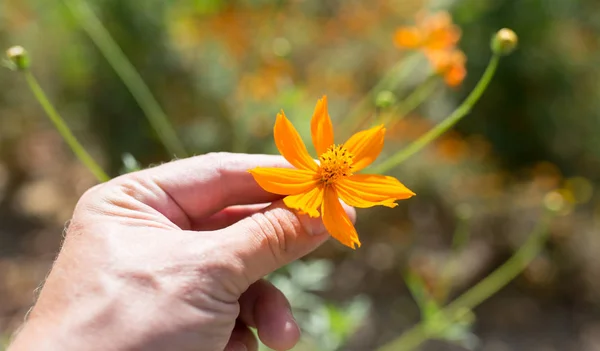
<box><xmin>9</xmin><ymin>153</ymin><xmax>355</xmax><ymax>351</ymax></box>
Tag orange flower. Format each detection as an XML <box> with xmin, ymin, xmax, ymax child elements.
<box><xmin>394</xmin><ymin>12</ymin><xmax>467</xmax><ymax>87</ymax></box>
<box><xmin>425</xmin><ymin>49</ymin><xmax>467</xmax><ymax>87</ymax></box>
<box><xmin>394</xmin><ymin>12</ymin><xmax>461</xmax><ymax>52</ymax></box>
<box><xmin>249</xmin><ymin>96</ymin><xmax>415</xmax><ymax>249</ymax></box>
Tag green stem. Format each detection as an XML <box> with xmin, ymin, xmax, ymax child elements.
<box><xmin>378</xmin><ymin>74</ymin><xmax>439</xmax><ymax>126</ymax></box>
<box><xmin>444</xmin><ymin>211</ymin><xmax>552</xmax><ymax>315</ymax></box>
<box><xmin>436</xmin><ymin>215</ymin><xmax>472</xmax><ymax>304</ymax></box>
<box><xmin>340</xmin><ymin>53</ymin><xmax>420</xmax><ymax>134</ymax></box>
<box><xmin>403</xmin><ymin>271</ymin><xmax>435</xmax><ymax>319</ymax></box>
<box><xmin>24</xmin><ymin>71</ymin><xmax>110</xmax><ymax>182</ymax></box>
<box><xmin>63</xmin><ymin>0</ymin><xmax>188</xmax><ymax>158</ymax></box>
<box><xmin>378</xmin><ymin>210</ymin><xmax>553</xmax><ymax>351</ymax></box>
<box><xmin>370</xmin><ymin>54</ymin><xmax>501</xmax><ymax>174</ymax></box>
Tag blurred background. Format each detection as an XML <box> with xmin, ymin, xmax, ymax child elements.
<box><xmin>2</xmin><ymin>0</ymin><xmax>600</xmax><ymax>350</ymax></box>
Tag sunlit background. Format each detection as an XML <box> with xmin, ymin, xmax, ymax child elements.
<box><xmin>2</xmin><ymin>0</ymin><xmax>600</xmax><ymax>350</ymax></box>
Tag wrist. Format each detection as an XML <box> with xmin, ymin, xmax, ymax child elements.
<box><xmin>8</xmin><ymin>318</ymin><xmax>72</xmax><ymax>351</ymax></box>
<box><xmin>9</xmin><ymin>291</ymin><xmax>137</xmax><ymax>350</ymax></box>
<box><xmin>10</xmin><ymin>305</ymin><xmax>142</xmax><ymax>351</ymax></box>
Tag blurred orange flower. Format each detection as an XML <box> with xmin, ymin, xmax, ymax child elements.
<box><xmin>426</xmin><ymin>49</ymin><xmax>467</xmax><ymax>87</ymax></box>
<box><xmin>394</xmin><ymin>11</ymin><xmax>466</xmax><ymax>86</ymax></box>
<box><xmin>394</xmin><ymin>12</ymin><xmax>461</xmax><ymax>52</ymax></box>
<box><xmin>249</xmin><ymin>96</ymin><xmax>415</xmax><ymax>249</ymax></box>
<box><xmin>238</xmin><ymin>61</ymin><xmax>294</xmax><ymax>101</ymax></box>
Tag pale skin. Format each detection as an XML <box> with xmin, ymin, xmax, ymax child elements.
<box><xmin>8</xmin><ymin>153</ymin><xmax>356</xmax><ymax>351</ymax></box>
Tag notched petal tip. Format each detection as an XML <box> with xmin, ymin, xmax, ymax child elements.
<box><xmin>322</xmin><ymin>188</ymin><xmax>363</xmax><ymax>249</ymax></box>
<box><xmin>284</xmin><ymin>199</ymin><xmax>321</xmax><ymax>218</ymax></box>
<box><xmin>283</xmin><ymin>186</ymin><xmax>324</xmax><ymax>219</ymax></box>
<box><xmin>336</xmin><ymin>174</ymin><xmax>415</xmax><ymax>209</ymax></box>
<box><xmin>375</xmin><ymin>125</ymin><xmax>387</xmax><ymax>137</ymax></box>
<box><xmin>343</xmin><ymin>233</ymin><xmax>362</xmax><ymax>249</ymax></box>
<box><xmin>401</xmin><ymin>186</ymin><xmax>417</xmax><ymax>197</ymax></box>
<box><xmin>334</xmin><ymin>232</ymin><xmax>361</xmax><ymax>250</ymax></box>
<box><xmin>275</xmin><ymin>110</ymin><xmax>291</xmax><ymax>126</ymax></box>
<box><xmin>342</xmin><ymin>235</ymin><xmax>361</xmax><ymax>250</ymax></box>
<box><xmin>296</xmin><ymin>208</ymin><xmax>321</xmax><ymax>218</ymax></box>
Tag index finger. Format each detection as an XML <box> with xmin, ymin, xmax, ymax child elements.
<box><xmin>134</xmin><ymin>152</ymin><xmax>292</xmax><ymax>228</ymax></box>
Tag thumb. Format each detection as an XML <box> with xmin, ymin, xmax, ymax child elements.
<box><xmin>220</xmin><ymin>200</ymin><xmax>356</xmax><ymax>284</ymax></box>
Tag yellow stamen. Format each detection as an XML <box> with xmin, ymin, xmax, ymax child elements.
<box><xmin>317</xmin><ymin>145</ymin><xmax>354</xmax><ymax>185</ymax></box>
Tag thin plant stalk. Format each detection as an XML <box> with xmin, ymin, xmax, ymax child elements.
<box><xmin>63</xmin><ymin>0</ymin><xmax>188</xmax><ymax>158</ymax></box>
<box><xmin>378</xmin><ymin>210</ymin><xmax>553</xmax><ymax>351</ymax></box>
<box><xmin>370</xmin><ymin>54</ymin><xmax>501</xmax><ymax>174</ymax></box>
<box><xmin>340</xmin><ymin>53</ymin><xmax>421</xmax><ymax>134</ymax></box>
<box><xmin>435</xmin><ymin>213</ymin><xmax>472</xmax><ymax>304</ymax></box>
<box><xmin>377</xmin><ymin>74</ymin><xmax>439</xmax><ymax>126</ymax></box>
<box><xmin>24</xmin><ymin>71</ymin><xmax>110</xmax><ymax>182</ymax></box>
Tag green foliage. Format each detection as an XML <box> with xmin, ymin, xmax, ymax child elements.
<box><xmin>263</xmin><ymin>260</ymin><xmax>370</xmax><ymax>351</ymax></box>
<box><xmin>0</xmin><ymin>334</ymin><xmax>9</xmax><ymax>351</ymax></box>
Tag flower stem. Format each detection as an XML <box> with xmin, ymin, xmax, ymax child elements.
<box><xmin>62</xmin><ymin>0</ymin><xmax>188</xmax><ymax>158</ymax></box>
<box><xmin>435</xmin><ymin>213</ymin><xmax>472</xmax><ymax>304</ymax></box>
<box><xmin>340</xmin><ymin>53</ymin><xmax>421</xmax><ymax>134</ymax></box>
<box><xmin>24</xmin><ymin>71</ymin><xmax>110</xmax><ymax>182</ymax></box>
<box><xmin>377</xmin><ymin>210</ymin><xmax>553</xmax><ymax>351</ymax></box>
<box><xmin>370</xmin><ymin>54</ymin><xmax>501</xmax><ymax>174</ymax></box>
<box><xmin>377</xmin><ymin>74</ymin><xmax>439</xmax><ymax>126</ymax></box>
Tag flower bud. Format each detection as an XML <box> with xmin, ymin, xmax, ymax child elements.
<box><xmin>375</xmin><ymin>90</ymin><xmax>397</xmax><ymax>109</ymax></box>
<box><xmin>6</xmin><ymin>46</ymin><xmax>30</xmax><ymax>71</ymax></box>
<box><xmin>543</xmin><ymin>191</ymin><xmax>565</xmax><ymax>213</ymax></box>
<box><xmin>491</xmin><ymin>28</ymin><xmax>518</xmax><ymax>56</ymax></box>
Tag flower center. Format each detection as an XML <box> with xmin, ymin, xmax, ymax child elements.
<box><xmin>317</xmin><ymin>144</ymin><xmax>353</xmax><ymax>185</ymax></box>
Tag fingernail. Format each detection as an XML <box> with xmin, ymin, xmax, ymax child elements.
<box><xmin>298</xmin><ymin>213</ymin><xmax>327</xmax><ymax>236</ymax></box>
<box><xmin>285</xmin><ymin>308</ymin><xmax>301</xmax><ymax>334</ymax></box>
<box><xmin>227</xmin><ymin>341</ymin><xmax>247</xmax><ymax>351</ymax></box>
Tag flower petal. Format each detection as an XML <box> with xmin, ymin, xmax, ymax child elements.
<box><xmin>322</xmin><ymin>187</ymin><xmax>361</xmax><ymax>249</ymax></box>
<box><xmin>394</xmin><ymin>27</ymin><xmax>422</xmax><ymax>49</ymax></box>
<box><xmin>336</xmin><ymin>174</ymin><xmax>415</xmax><ymax>208</ymax></box>
<box><xmin>343</xmin><ymin>125</ymin><xmax>386</xmax><ymax>172</ymax></box>
<box><xmin>445</xmin><ymin>64</ymin><xmax>466</xmax><ymax>87</ymax></box>
<box><xmin>274</xmin><ymin>111</ymin><xmax>319</xmax><ymax>172</ymax></box>
<box><xmin>335</xmin><ymin>183</ymin><xmax>397</xmax><ymax>208</ymax></box>
<box><xmin>283</xmin><ymin>185</ymin><xmax>324</xmax><ymax>218</ymax></box>
<box><xmin>421</xmin><ymin>12</ymin><xmax>461</xmax><ymax>51</ymax></box>
<box><xmin>310</xmin><ymin>96</ymin><xmax>334</xmax><ymax>156</ymax></box>
<box><xmin>249</xmin><ymin>167</ymin><xmax>318</xmax><ymax>195</ymax></box>
<box><xmin>427</xmin><ymin>27</ymin><xmax>461</xmax><ymax>51</ymax></box>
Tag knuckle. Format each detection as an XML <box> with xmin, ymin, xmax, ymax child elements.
<box><xmin>199</xmin><ymin>152</ymin><xmax>240</xmax><ymax>205</ymax></box>
<box><xmin>77</xmin><ymin>182</ymin><xmax>106</xmax><ymax>205</ymax></box>
<box><xmin>246</xmin><ymin>209</ymin><xmax>295</xmax><ymax>263</ymax></box>
<box><xmin>73</xmin><ymin>175</ymin><xmax>147</xmax><ymax>223</ymax></box>
<box><xmin>72</xmin><ymin>183</ymin><xmax>110</xmax><ymax>221</ymax></box>
<box><xmin>77</xmin><ymin>172</ymin><xmax>144</xmax><ymax>207</ymax></box>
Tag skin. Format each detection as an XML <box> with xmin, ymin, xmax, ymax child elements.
<box><xmin>8</xmin><ymin>153</ymin><xmax>356</xmax><ymax>351</ymax></box>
